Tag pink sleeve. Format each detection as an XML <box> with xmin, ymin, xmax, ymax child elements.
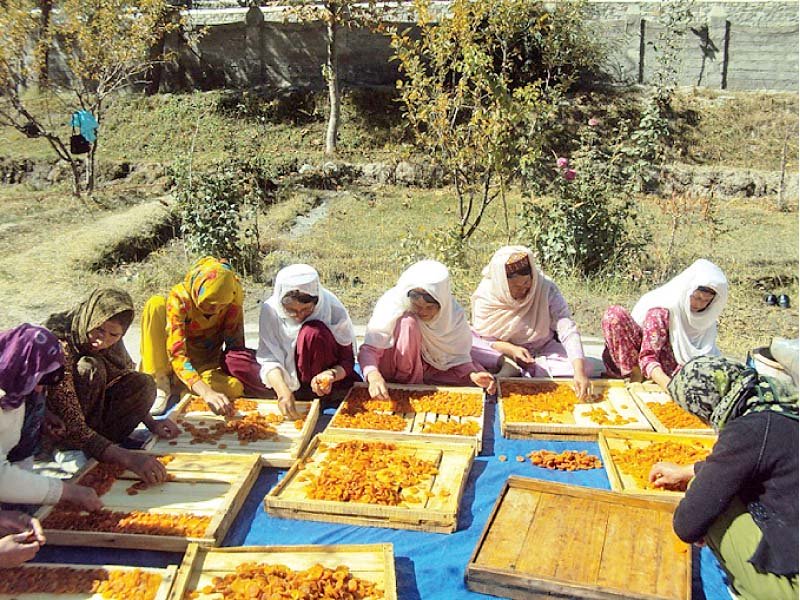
<box><xmin>357</xmin><ymin>343</ymin><xmax>384</xmax><ymax>378</ymax></box>
<box><xmin>640</xmin><ymin>307</ymin><xmax>671</xmax><ymax>378</ymax></box>
<box><xmin>548</xmin><ymin>286</ymin><xmax>585</xmax><ymax>360</ymax></box>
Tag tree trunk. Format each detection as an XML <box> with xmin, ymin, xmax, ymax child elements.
<box><xmin>325</xmin><ymin>15</ymin><xmax>340</xmax><ymax>155</ymax></box>
<box><xmin>38</xmin><ymin>0</ymin><xmax>52</xmax><ymax>86</ymax></box>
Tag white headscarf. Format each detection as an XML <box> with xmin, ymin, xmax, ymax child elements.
<box><xmin>632</xmin><ymin>259</ymin><xmax>728</xmax><ymax>365</ymax></box>
<box><xmin>471</xmin><ymin>246</ymin><xmax>554</xmax><ymax>346</ymax></box>
<box><xmin>364</xmin><ymin>260</ymin><xmax>473</xmax><ymax>371</ymax></box>
<box><xmin>257</xmin><ymin>264</ymin><xmax>356</xmax><ymax>391</ymax></box>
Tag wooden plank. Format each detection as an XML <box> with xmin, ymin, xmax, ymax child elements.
<box><xmin>147</xmin><ymin>396</ymin><xmax>319</xmax><ymax>467</ymax></box>
<box><xmin>205</xmin><ymin>453</ymin><xmax>262</xmax><ymax>544</ymax></box>
<box><xmin>35</xmin><ymin>452</ymin><xmax>260</xmax><ymax>552</ymax></box>
<box><xmin>326</xmin><ymin>382</ymin><xmax>485</xmax><ymax>452</ymax></box>
<box><xmin>265</xmin><ymin>432</ymin><xmax>474</xmax><ymax>533</ymax></box>
<box><xmin>0</xmin><ymin>563</ymin><xmax>176</xmax><ymax>600</ymax></box>
<box><xmin>598</xmin><ymin>430</ymin><xmax>716</xmax><ymax>500</ymax></box>
<box><xmin>498</xmin><ymin>378</ymin><xmax>653</xmax><ymax>439</ymax></box>
<box><xmin>466</xmin><ymin>477</ymin><xmax>690</xmax><ymax>600</ymax></box>
<box><xmin>168</xmin><ymin>543</ymin><xmax>397</xmax><ymax>600</ymax></box>
<box><xmin>472</xmin><ymin>486</ymin><xmax>540</xmax><ymax>570</ymax></box>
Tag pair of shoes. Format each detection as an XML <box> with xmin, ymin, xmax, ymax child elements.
<box><xmin>764</xmin><ymin>293</ymin><xmax>791</xmax><ymax>308</ymax></box>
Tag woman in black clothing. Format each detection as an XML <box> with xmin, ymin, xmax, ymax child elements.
<box><xmin>648</xmin><ymin>356</ymin><xmax>798</xmax><ymax>600</ymax></box>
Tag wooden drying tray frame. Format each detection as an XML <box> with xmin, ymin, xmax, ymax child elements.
<box><xmin>265</xmin><ymin>431</ymin><xmax>475</xmax><ymax>533</ymax></box>
<box><xmin>326</xmin><ymin>381</ymin><xmax>487</xmax><ymax>452</ymax></box>
<box><xmin>498</xmin><ymin>377</ymin><xmax>653</xmax><ymax>440</ymax></box>
<box><xmin>33</xmin><ymin>450</ymin><xmax>261</xmax><ymax>552</ymax></box>
<box><xmin>169</xmin><ymin>543</ymin><xmax>397</xmax><ymax>600</ymax></box>
<box><xmin>466</xmin><ymin>476</ymin><xmax>691</xmax><ymax>600</ymax></box>
<box><xmin>146</xmin><ymin>394</ymin><xmax>320</xmax><ymax>468</ymax></box>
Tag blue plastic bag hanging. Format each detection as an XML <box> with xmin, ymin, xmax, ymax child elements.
<box><xmin>70</xmin><ymin>110</ymin><xmax>98</xmax><ymax>143</ymax></box>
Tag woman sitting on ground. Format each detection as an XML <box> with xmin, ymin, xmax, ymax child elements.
<box><xmin>602</xmin><ymin>259</ymin><xmax>728</xmax><ymax>390</ymax></box>
<box><xmin>0</xmin><ymin>324</ymin><xmax>102</xmax><ymax>515</ymax></box>
<box><xmin>470</xmin><ymin>246</ymin><xmax>591</xmax><ymax>399</ymax></box>
<box><xmin>257</xmin><ymin>264</ymin><xmax>359</xmax><ymax>419</ymax></box>
<box><xmin>140</xmin><ymin>257</ymin><xmax>266</xmax><ymax>416</ymax></box>
<box><xmin>358</xmin><ymin>260</ymin><xmax>497</xmax><ymax>399</ymax></box>
<box><xmin>45</xmin><ymin>289</ymin><xmax>178</xmax><ymax>485</ymax></box>
<box><xmin>649</xmin><ymin>356</ymin><xmax>798</xmax><ymax>600</ymax></box>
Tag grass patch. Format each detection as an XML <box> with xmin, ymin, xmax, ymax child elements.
<box><xmin>1</xmin><ymin>89</ymin><xmax>796</xmax><ymax>175</ymax></box>
<box><xmin>261</xmin><ymin>187</ymin><xmax>798</xmax><ymax>359</ymax></box>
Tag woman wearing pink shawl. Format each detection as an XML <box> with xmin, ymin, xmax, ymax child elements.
<box><xmin>470</xmin><ymin>246</ymin><xmax>591</xmax><ymax>399</ymax></box>
<box><xmin>358</xmin><ymin>260</ymin><xmax>497</xmax><ymax>399</ymax></box>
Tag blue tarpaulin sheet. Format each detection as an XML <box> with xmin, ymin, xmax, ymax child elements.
<box><xmin>36</xmin><ymin>404</ymin><xmax>730</xmax><ymax>599</ymax></box>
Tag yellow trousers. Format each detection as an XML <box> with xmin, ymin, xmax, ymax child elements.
<box><xmin>139</xmin><ymin>295</ymin><xmax>244</xmax><ymax>399</ymax></box>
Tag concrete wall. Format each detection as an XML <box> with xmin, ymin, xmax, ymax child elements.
<box><xmin>159</xmin><ymin>1</ymin><xmax>798</xmax><ymax>91</ymax></box>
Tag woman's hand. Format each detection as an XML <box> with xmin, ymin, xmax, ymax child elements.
<box><xmin>310</xmin><ymin>370</ymin><xmax>335</xmax><ymax>397</ymax></box>
<box><xmin>43</xmin><ymin>411</ymin><xmax>66</xmax><ymax>441</ymax></box>
<box><xmin>470</xmin><ymin>371</ymin><xmax>497</xmax><ymax>395</ymax></box>
<box><xmin>366</xmin><ymin>372</ymin><xmax>389</xmax><ymax>400</ymax></box>
<box><xmin>0</xmin><ymin>532</ymin><xmax>40</xmax><ymax>567</ymax></box>
<box><xmin>203</xmin><ymin>390</ymin><xmax>233</xmax><ymax>417</ymax></box>
<box><xmin>61</xmin><ymin>483</ymin><xmax>103</xmax><ymax>512</ymax></box>
<box><xmin>277</xmin><ymin>393</ymin><xmax>301</xmax><ymax>420</ymax></box>
<box><xmin>0</xmin><ymin>512</ymin><xmax>44</xmax><ymax>543</ymax></box>
<box><xmin>509</xmin><ymin>345</ymin><xmax>534</xmax><ymax>365</ymax></box>
<box><xmin>124</xmin><ymin>452</ymin><xmax>168</xmax><ymax>485</ymax></box>
<box><xmin>145</xmin><ymin>417</ymin><xmax>181</xmax><ymax>440</ymax></box>
<box><xmin>648</xmin><ymin>461</ymin><xmax>694</xmax><ymax>491</ymax></box>
<box><xmin>649</xmin><ymin>366</ymin><xmax>672</xmax><ymax>391</ymax></box>
<box><xmin>572</xmin><ymin>363</ymin><xmax>591</xmax><ymax>401</ymax></box>
<box><xmin>492</xmin><ymin>341</ymin><xmax>533</xmax><ymax>365</ymax></box>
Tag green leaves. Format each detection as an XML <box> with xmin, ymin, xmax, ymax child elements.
<box><xmin>390</xmin><ymin>0</ymin><xmax>603</xmax><ymax>244</ymax></box>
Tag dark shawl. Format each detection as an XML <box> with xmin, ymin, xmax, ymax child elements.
<box><xmin>45</xmin><ymin>288</ymin><xmax>135</xmax><ymax>374</ymax></box>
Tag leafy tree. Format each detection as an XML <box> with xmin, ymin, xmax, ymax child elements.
<box><xmin>390</xmin><ymin>0</ymin><xmax>602</xmax><ymax>244</ymax></box>
<box><xmin>0</xmin><ymin>0</ymin><xmax>182</xmax><ymax>196</ymax></box>
<box><xmin>282</xmin><ymin>0</ymin><xmax>386</xmax><ymax>155</ymax></box>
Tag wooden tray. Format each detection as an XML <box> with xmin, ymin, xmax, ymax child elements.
<box><xmin>168</xmin><ymin>543</ymin><xmax>397</xmax><ymax>600</ymax></box>
<box><xmin>628</xmin><ymin>382</ymin><xmax>715</xmax><ymax>435</ymax></box>
<box><xmin>466</xmin><ymin>477</ymin><xmax>691</xmax><ymax>600</ymax></box>
<box><xmin>34</xmin><ymin>451</ymin><xmax>261</xmax><ymax>552</ymax></box>
<box><xmin>498</xmin><ymin>378</ymin><xmax>653</xmax><ymax>440</ymax></box>
<box><xmin>146</xmin><ymin>395</ymin><xmax>319</xmax><ymax>467</ymax></box>
<box><xmin>327</xmin><ymin>382</ymin><xmax>486</xmax><ymax>452</ymax></box>
<box><xmin>265</xmin><ymin>431</ymin><xmax>475</xmax><ymax>533</ymax></box>
<box><xmin>598</xmin><ymin>430</ymin><xmax>717</xmax><ymax>501</ymax></box>
<box><xmin>0</xmin><ymin>563</ymin><xmax>176</xmax><ymax>599</ymax></box>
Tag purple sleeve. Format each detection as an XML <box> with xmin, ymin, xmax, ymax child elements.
<box><xmin>549</xmin><ymin>286</ymin><xmax>585</xmax><ymax>360</ymax></box>
<box><xmin>357</xmin><ymin>343</ymin><xmax>383</xmax><ymax>378</ymax></box>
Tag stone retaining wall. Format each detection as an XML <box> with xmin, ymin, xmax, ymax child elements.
<box><xmin>155</xmin><ymin>1</ymin><xmax>798</xmax><ymax>91</ymax></box>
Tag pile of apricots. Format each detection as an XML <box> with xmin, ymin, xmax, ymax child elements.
<box><xmin>186</xmin><ymin>562</ymin><xmax>382</xmax><ymax>600</ymax></box>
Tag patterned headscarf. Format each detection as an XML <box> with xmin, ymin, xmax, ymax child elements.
<box><xmin>668</xmin><ymin>356</ymin><xmax>799</xmax><ymax>431</ymax></box>
<box><xmin>0</xmin><ymin>324</ymin><xmax>64</xmax><ymax>410</ymax></box>
<box><xmin>45</xmin><ymin>288</ymin><xmax>135</xmax><ymax>370</ymax></box>
<box><xmin>183</xmin><ymin>257</ymin><xmax>238</xmax><ymax>313</ymax></box>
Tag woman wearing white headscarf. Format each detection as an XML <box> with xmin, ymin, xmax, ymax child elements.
<box><xmin>470</xmin><ymin>246</ymin><xmax>591</xmax><ymax>399</ymax></box>
<box><xmin>358</xmin><ymin>260</ymin><xmax>497</xmax><ymax>399</ymax></box>
<box><xmin>601</xmin><ymin>259</ymin><xmax>729</xmax><ymax>390</ymax></box>
<box><xmin>257</xmin><ymin>265</ymin><xmax>359</xmax><ymax>418</ymax></box>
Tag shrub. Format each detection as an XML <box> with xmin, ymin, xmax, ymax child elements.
<box><xmin>518</xmin><ymin>119</ymin><xmax>649</xmax><ymax>276</ymax></box>
<box><xmin>171</xmin><ymin>153</ymin><xmax>276</xmax><ymax>278</ymax></box>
